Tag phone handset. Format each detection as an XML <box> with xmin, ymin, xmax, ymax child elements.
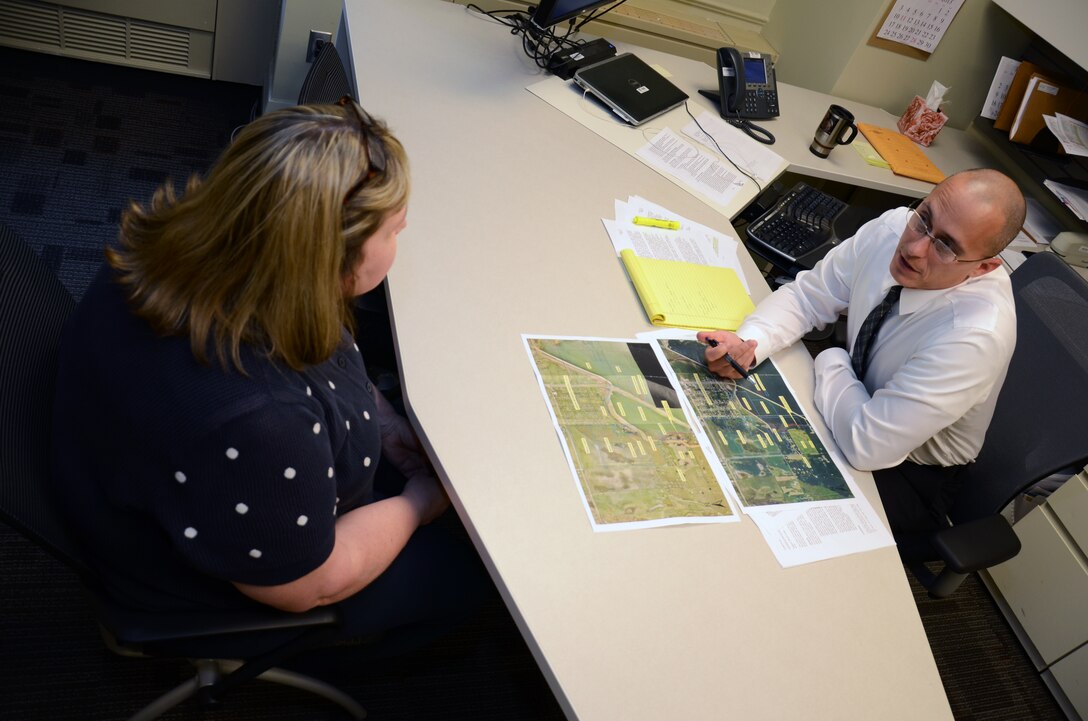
<box><xmin>699</xmin><ymin>46</ymin><xmax>778</xmax><ymax>145</ymax></box>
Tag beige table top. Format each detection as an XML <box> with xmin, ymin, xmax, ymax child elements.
<box><xmin>343</xmin><ymin>1</ymin><xmax>953</xmax><ymax>718</ymax></box>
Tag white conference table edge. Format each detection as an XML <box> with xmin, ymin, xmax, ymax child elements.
<box><xmin>344</xmin><ymin>2</ymin><xmax>955</xmax><ymax>719</ymax></box>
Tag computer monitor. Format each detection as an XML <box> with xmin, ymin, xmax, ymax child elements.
<box><xmin>532</xmin><ymin>0</ymin><xmax>616</xmax><ymax>28</ymax></box>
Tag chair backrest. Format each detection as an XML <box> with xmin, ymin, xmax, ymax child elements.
<box><xmin>951</xmin><ymin>252</ymin><xmax>1088</xmax><ymax>522</ymax></box>
<box><xmin>0</xmin><ymin>224</ymin><xmax>94</xmax><ymax>582</ymax></box>
<box><xmin>298</xmin><ymin>42</ymin><xmax>355</xmax><ymax>105</ymax></box>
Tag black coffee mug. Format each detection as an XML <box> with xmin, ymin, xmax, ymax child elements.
<box><xmin>810</xmin><ymin>105</ymin><xmax>858</xmax><ymax>158</ymax></box>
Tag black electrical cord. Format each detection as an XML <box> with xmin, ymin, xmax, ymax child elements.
<box><xmin>466</xmin><ymin>2</ymin><xmax>624</xmax><ymax>70</ymax></box>
<box><xmin>683</xmin><ymin>101</ymin><xmax>763</xmax><ymax>195</ymax></box>
<box><xmin>728</xmin><ymin>116</ymin><xmax>775</xmax><ymax>145</ymax></box>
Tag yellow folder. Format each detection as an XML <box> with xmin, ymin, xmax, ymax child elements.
<box><xmin>620</xmin><ymin>249</ymin><xmax>755</xmax><ymax>331</ymax></box>
<box><xmin>857</xmin><ymin>123</ymin><xmax>945</xmax><ymax>184</ymax></box>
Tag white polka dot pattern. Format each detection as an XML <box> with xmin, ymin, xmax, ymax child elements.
<box><xmin>184</xmin><ymin>527</ymin><xmax>197</xmax><ymax>539</ymax></box>
<box><xmin>175</xmin><ymin>471</ymin><xmax>186</xmax><ymax>483</ymax></box>
<box><xmin>249</xmin><ymin>549</ymin><xmax>262</xmax><ymax>559</ymax></box>
<box><xmin>297</xmin><ymin>515</ymin><xmax>308</xmax><ymax>526</ymax></box>
<box><xmin>312</xmin><ymin>422</ymin><xmax>321</xmax><ymax>434</ymax></box>
<box><xmin>306</xmin><ymin>385</ymin><xmax>312</xmax><ymax>396</ymax></box>
<box><xmin>346</xmin><ymin>420</ymin><xmax>351</xmax><ymax>430</ymax></box>
<box><xmin>328</xmin><ymin>380</ymin><xmax>336</xmax><ymax>390</ymax></box>
<box><xmin>235</xmin><ymin>503</ymin><xmax>248</xmax><ymax>514</ymax></box>
<box><xmin>327</xmin><ymin>467</ymin><xmax>334</xmax><ymax>478</ymax></box>
<box><xmin>363</xmin><ymin>456</ymin><xmax>371</xmax><ymax>467</ymax></box>
<box><xmin>284</xmin><ymin>467</ymin><xmax>296</xmax><ymax>479</ymax></box>
<box><xmin>363</xmin><ymin>411</ymin><xmax>370</xmax><ymax>421</ymax></box>
<box><xmin>226</xmin><ymin>447</ymin><xmax>239</xmax><ymax>460</ymax></box>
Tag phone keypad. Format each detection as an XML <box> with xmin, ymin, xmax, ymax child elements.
<box><xmin>743</xmin><ymin>88</ymin><xmax>778</xmax><ymax>118</ymax></box>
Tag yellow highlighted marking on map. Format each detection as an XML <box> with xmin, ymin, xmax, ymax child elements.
<box><xmin>728</xmin><ymin>401</ymin><xmax>738</xmax><ymax>411</ymax></box>
<box><xmin>801</xmin><ymin>455</ymin><xmax>812</xmax><ymax>468</ymax></box>
<box><xmin>627</xmin><ymin>442</ymin><xmax>636</xmax><ymax>457</ymax></box>
<box><xmin>631</xmin><ymin>376</ymin><xmax>640</xmax><ymax>394</ymax></box>
<box><xmin>741</xmin><ymin>397</ymin><xmax>752</xmax><ymax>411</ymax></box>
<box><xmin>636</xmin><ymin>440</ymin><xmax>646</xmax><ymax>456</ymax></box>
<box><xmin>585</xmin><ymin>362</ymin><xmax>592</xmax><ymax>370</ymax></box>
<box><xmin>616</xmin><ymin>402</ymin><xmax>626</xmax><ymax>418</ymax></box>
<box><xmin>658</xmin><ymin>423</ymin><xmax>667</xmax><ymax>435</ymax></box>
<box><xmin>693</xmin><ymin>373</ymin><xmax>711</xmax><ymax>405</ymax></box>
<box><xmin>736</xmin><ymin>430</ymin><xmax>747</xmax><ymax>444</ymax></box>
<box><xmin>562</xmin><ymin>375</ymin><xmax>580</xmax><ymax>411</ymax></box>
<box><xmin>772</xmin><ymin>428</ymin><xmax>782</xmax><ymax>442</ymax></box>
<box><xmin>604</xmin><ymin>438</ymin><xmax>613</xmax><ymax>453</ymax></box>
<box><xmin>760</xmin><ymin>400</ymin><xmax>770</xmax><ymax>415</ymax></box>
<box><xmin>615</xmin><ymin>365</ymin><xmax>623</xmax><ymax>373</ymax></box>
<box><xmin>661</xmin><ymin>400</ymin><xmax>675</xmax><ymax>425</ymax></box>
<box><xmin>581</xmin><ymin>437</ymin><xmax>590</xmax><ymax>454</ymax></box>
<box><xmin>764</xmin><ymin>433</ymin><xmax>774</xmax><ymax>447</ymax></box>
<box><xmin>779</xmin><ymin>396</ymin><xmax>795</xmax><ymax>415</ymax></box>
<box><xmin>677</xmin><ymin>467</ymin><xmax>687</xmax><ymax>484</ymax></box>
<box><xmin>717</xmin><ymin>429</ymin><xmax>729</xmax><ymax>447</ymax></box>
<box><xmin>638</xmin><ymin>406</ymin><xmax>647</xmax><ymax>421</ymax></box>
<box><xmin>648</xmin><ymin>438</ymin><xmax>657</xmax><ymax>452</ymax></box>
<box><xmin>758</xmin><ymin>435</ymin><xmax>767</xmax><ymax>449</ymax></box>
<box><xmin>753</xmin><ymin>374</ymin><xmax>766</xmax><ymax>391</ymax></box>
<box><xmin>600</xmin><ymin>406</ymin><xmax>608</xmax><ymax>418</ymax></box>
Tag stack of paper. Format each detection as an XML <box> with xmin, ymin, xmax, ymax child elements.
<box><xmin>1044</xmin><ymin>180</ymin><xmax>1088</xmax><ymax>221</ymax></box>
<box><xmin>1043</xmin><ymin>114</ymin><xmax>1088</xmax><ymax>157</ymax></box>
<box><xmin>604</xmin><ymin>197</ymin><xmax>754</xmax><ymax>330</ymax></box>
<box><xmin>604</xmin><ymin>196</ymin><xmax>747</xmax><ymax>286</ymax></box>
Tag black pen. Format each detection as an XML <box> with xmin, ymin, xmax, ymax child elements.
<box><xmin>705</xmin><ymin>338</ymin><xmax>750</xmax><ymax>379</ymax></box>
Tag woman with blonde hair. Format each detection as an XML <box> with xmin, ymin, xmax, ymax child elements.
<box><xmin>51</xmin><ymin>98</ymin><xmax>489</xmax><ymax>659</ymax></box>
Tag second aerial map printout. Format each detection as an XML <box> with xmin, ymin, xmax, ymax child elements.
<box><xmin>655</xmin><ymin>338</ymin><xmax>853</xmax><ymax>509</ymax></box>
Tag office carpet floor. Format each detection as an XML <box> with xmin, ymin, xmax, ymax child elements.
<box><xmin>0</xmin><ymin>46</ymin><xmax>1072</xmax><ymax>721</ymax></box>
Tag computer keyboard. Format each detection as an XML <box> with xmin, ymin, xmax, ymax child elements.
<box><xmin>744</xmin><ymin>182</ymin><xmax>848</xmax><ymax>268</ymax></box>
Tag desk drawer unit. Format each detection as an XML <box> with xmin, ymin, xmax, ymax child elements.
<box><xmin>1049</xmin><ymin>642</ymin><xmax>1088</xmax><ymax>720</ymax></box>
<box><xmin>988</xmin><ymin>472</ymin><xmax>1088</xmax><ymax>720</ymax></box>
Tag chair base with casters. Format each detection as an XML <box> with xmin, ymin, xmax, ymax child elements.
<box><xmin>0</xmin><ymin>223</ymin><xmax>367</xmax><ymax>720</ymax></box>
<box><xmin>95</xmin><ymin>602</ymin><xmax>369</xmax><ymax>721</ymax></box>
<box><xmin>900</xmin><ymin>252</ymin><xmax>1088</xmax><ymax>599</ymax></box>
<box><xmin>123</xmin><ymin>658</ymin><xmax>366</xmax><ymax>721</ymax></box>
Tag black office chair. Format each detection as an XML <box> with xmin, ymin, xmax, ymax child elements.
<box><xmin>0</xmin><ymin>224</ymin><xmax>366</xmax><ymax>720</ymax></box>
<box><xmin>906</xmin><ymin>251</ymin><xmax>1088</xmax><ymax>598</ymax></box>
<box><xmin>298</xmin><ymin>41</ymin><xmax>355</xmax><ymax>105</ymax></box>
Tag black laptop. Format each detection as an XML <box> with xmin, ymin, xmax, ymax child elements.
<box><xmin>572</xmin><ymin>53</ymin><xmax>689</xmax><ymax>126</ymax></box>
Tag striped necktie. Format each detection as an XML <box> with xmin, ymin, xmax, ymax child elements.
<box><xmin>851</xmin><ymin>285</ymin><xmax>902</xmax><ymax>379</ymax></box>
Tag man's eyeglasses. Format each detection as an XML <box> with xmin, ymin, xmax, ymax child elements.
<box><xmin>336</xmin><ymin>96</ymin><xmax>386</xmax><ymax>203</ymax></box>
<box><xmin>905</xmin><ymin>207</ymin><xmax>992</xmax><ymax>264</ymax></box>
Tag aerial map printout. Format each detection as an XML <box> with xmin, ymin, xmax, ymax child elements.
<box><xmin>655</xmin><ymin>338</ymin><xmax>853</xmax><ymax>509</ymax></box>
<box><xmin>524</xmin><ymin>336</ymin><xmax>737</xmax><ymax>531</ymax></box>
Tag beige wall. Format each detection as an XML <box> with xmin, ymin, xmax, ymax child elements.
<box><xmin>764</xmin><ymin>0</ymin><xmax>1034</xmax><ymax>130</ymax></box>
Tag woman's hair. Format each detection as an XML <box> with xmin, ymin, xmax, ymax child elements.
<box><xmin>107</xmin><ymin>100</ymin><xmax>410</xmax><ymax>372</ymax></box>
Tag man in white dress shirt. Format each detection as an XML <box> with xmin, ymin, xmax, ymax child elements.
<box><xmin>699</xmin><ymin>169</ymin><xmax>1026</xmax><ymax>558</ymax></box>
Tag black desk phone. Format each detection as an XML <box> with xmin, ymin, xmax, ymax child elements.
<box><xmin>704</xmin><ymin>47</ymin><xmax>779</xmax><ymax>119</ymax></box>
<box><xmin>699</xmin><ymin>47</ymin><xmax>779</xmax><ymax>144</ymax></box>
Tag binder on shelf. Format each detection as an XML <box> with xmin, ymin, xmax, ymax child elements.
<box><xmin>994</xmin><ymin>60</ymin><xmax>1047</xmax><ymax>132</ymax></box>
<box><xmin>1008</xmin><ymin>75</ymin><xmax>1088</xmax><ymax>147</ymax></box>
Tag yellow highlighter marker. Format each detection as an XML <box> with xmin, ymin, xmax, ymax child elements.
<box><xmin>632</xmin><ymin>216</ymin><xmax>680</xmax><ymax>230</ymax></box>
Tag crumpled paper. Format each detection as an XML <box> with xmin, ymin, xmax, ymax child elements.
<box><xmin>898</xmin><ymin>81</ymin><xmax>949</xmax><ymax>146</ymax></box>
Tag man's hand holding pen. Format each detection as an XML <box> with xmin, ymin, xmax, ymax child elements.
<box><xmin>696</xmin><ymin>330</ymin><xmax>757</xmax><ymax>380</ymax></box>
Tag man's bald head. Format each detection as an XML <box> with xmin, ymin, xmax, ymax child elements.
<box><xmin>937</xmin><ymin>169</ymin><xmax>1026</xmax><ymax>257</ymax></box>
